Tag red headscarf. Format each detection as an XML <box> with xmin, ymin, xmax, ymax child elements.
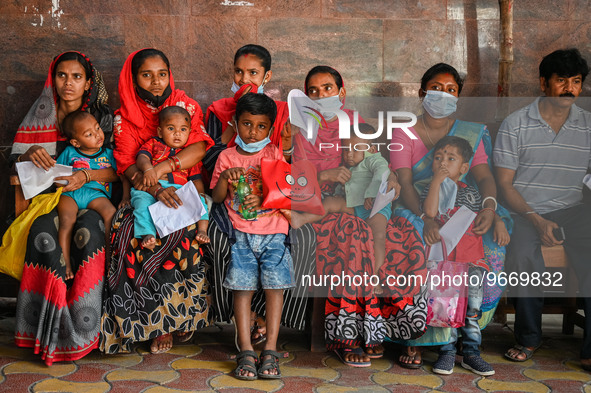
<box><xmin>12</xmin><ymin>51</ymin><xmax>108</xmax><ymax>157</ymax></box>
<box><xmin>114</xmin><ymin>48</ymin><xmax>213</xmax><ymax>174</ymax></box>
<box><xmin>206</xmin><ymin>83</ymin><xmax>289</xmax><ymax>148</ymax></box>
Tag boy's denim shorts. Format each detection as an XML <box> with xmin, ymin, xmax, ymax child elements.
<box><xmin>223</xmin><ymin>230</ymin><xmax>295</xmax><ymax>291</ymax></box>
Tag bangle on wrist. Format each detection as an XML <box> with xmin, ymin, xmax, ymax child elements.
<box><xmin>283</xmin><ymin>145</ymin><xmax>295</xmax><ymax>155</ymax></box>
<box><xmin>144</xmin><ymin>167</ymin><xmax>155</xmax><ymax>174</ymax></box>
<box><xmin>80</xmin><ymin>168</ymin><xmax>91</xmax><ymax>183</ymax></box>
<box><xmin>173</xmin><ymin>156</ymin><xmax>182</xmax><ymax>170</ymax></box>
<box><xmin>480</xmin><ymin>207</ymin><xmax>495</xmax><ymax>215</ymax></box>
<box><xmin>482</xmin><ymin>196</ymin><xmax>497</xmax><ymax>211</ymax></box>
<box><xmin>152</xmin><ymin>185</ymin><xmax>163</xmax><ymax>198</ymax></box>
<box><xmin>16</xmin><ymin>155</ymin><xmax>22</xmax><ymax>163</ymax></box>
<box><xmin>168</xmin><ymin>157</ymin><xmax>176</xmax><ymax>171</ymax></box>
<box><xmin>524</xmin><ymin>210</ymin><xmax>537</xmax><ymax>216</ymax></box>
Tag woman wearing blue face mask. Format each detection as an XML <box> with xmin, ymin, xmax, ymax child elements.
<box><xmin>388</xmin><ymin>63</ymin><xmax>512</xmax><ymax>369</ymax></box>
<box><xmin>203</xmin><ymin>44</ymin><xmax>316</xmax><ymax>350</ymax></box>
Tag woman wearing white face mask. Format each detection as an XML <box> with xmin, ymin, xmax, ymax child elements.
<box><xmin>389</xmin><ymin>63</ymin><xmax>512</xmax><ymax>369</ymax></box>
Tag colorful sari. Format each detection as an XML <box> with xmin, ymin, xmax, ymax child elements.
<box><xmin>391</xmin><ymin>120</ymin><xmax>512</xmax><ymax>346</ymax></box>
<box><xmin>13</xmin><ymin>51</ymin><xmax>113</xmax><ymax>365</ymax></box>
<box><xmin>100</xmin><ymin>49</ymin><xmax>212</xmax><ymax>353</ymax></box>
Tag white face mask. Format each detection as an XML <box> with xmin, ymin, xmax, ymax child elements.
<box><xmin>314</xmin><ymin>90</ymin><xmax>343</xmax><ymax>119</ymax></box>
<box><xmin>422</xmin><ymin>90</ymin><xmax>458</xmax><ymax>119</ymax></box>
<box><xmin>438</xmin><ymin>176</ymin><xmax>458</xmax><ymax>215</ymax></box>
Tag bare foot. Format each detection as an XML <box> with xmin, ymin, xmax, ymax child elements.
<box><xmin>150</xmin><ymin>333</ymin><xmax>172</xmax><ymax>354</ymax></box>
<box><xmin>196</xmin><ymin>230</ymin><xmax>210</xmax><ymax>244</ymax></box>
<box><xmin>505</xmin><ymin>345</ymin><xmax>537</xmax><ymax>361</ymax></box>
<box><xmin>65</xmin><ymin>260</ymin><xmax>74</xmax><ymax>280</ymax></box>
<box><xmin>142</xmin><ymin>235</ymin><xmax>156</xmax><ymax>250</ymax></box>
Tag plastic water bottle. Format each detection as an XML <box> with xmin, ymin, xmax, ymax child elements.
<box><xmin>236</xmin><ymin>175</ymin><xmax>257</xmax><ymax>220</ymax></box>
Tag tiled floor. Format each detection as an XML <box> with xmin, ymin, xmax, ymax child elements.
<box><xmin>0</xmin><ymin>306</ymin><xmax>590</xmax><ymax>392</ymax></box>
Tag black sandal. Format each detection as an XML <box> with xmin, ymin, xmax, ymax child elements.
<box><xmin>258</xmin><ymin>349</ymin><xmax>284</xmax><ymax>379</ymax></box>
<box><xmin>234</xmin><ymin>350</ymin><xmax>259</xmax><ymax>381</ymax></box>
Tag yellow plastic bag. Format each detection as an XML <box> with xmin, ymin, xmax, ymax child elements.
<box><xmin>0</xmin><ymin>188</ymin><xmax>63</xmax><ymax>280</ymax></box>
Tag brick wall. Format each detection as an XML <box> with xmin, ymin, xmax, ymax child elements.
<box><xmin>1</xmin><ymin>0</ymin><xmax>591</xmax><ymax>234</ymax></box>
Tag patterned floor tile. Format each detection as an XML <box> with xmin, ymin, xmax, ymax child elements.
<box><xmin>280</xmin><ymin>351</ymin><xmax>328</xmax><ymax>369</ymax></box>
<box><xmin>59</xmin><ymin>363</ymin><xmax>116</xmax><ymax>382</ymax></box>
<box><xmin>208</xmin><ymin>374</ymin><xmax>283</xmax><ymax>391</ymax></box>
<box><xmin>172</xmin><ymin>358</ymin><xmax>235</xmax><ymax>373</ymax></box>
<box><xmin>0</xmin><ymin>373</ymin><xmax>52</xmax><ymax>391</ymax></box>
<box><xmin>163</xmin><ymin>368</ymin><xmax>221</xmax><ymax>390</ymax></box>
<box><xmin>143</xmin><ymin>387</ymin><xmax>214</xmax><ymax>393</ymax></box>
<box><xmin>128</xmin><ymin>351</ymin><xmax>185</xmax><ymax>371</ymax></box>
<box><xmin>476</xmin><ymin>378</ymin><xmax>550</xmax><ymax>392</ymax></box>
<box><xmin>435</xmin><ymin>372</ymin><xmax>482</xmax><ymax>392</ymax></box>
<box><xmin>75</xmin><ymin>350</ymin><xmax>143</xmax><ymax>367</ymax></box>
<box><xmin>543</xmin><ymin>379</ymin><xmax>589</xmax><ymax>392</ymax></box>
<box><xmin>277</xmin><ymin>377</ymin><xmax>326</xmax><ymax>393</ymax></box>
<box><xmin>484</xmin><ymin>363</ymin><xmax>531</xmax><ymax>382</ymax></box>
<box><xmin>281</xmin><ymin>364</ymin><xmax>339</xmax><ymax>381</ymax></box>
<box><xmin>31</xmin><ymin>379</ymin><xmax>110</xmax><ymax>393</ymax></box>
<box><xmin>107</xmin><ymin>380</ymin><xmax>157</xmax><ymax>393</ymax></box>
<box><xmin>372</xmin><ymin>371</ymin><xmax>442</xmax><ymax>389</ymax></box>
<box><xmin>3</xmin><ymin>361</ymin><xmax>76</xmax><ymax>377</ymax></box>
<box><xmin>106</xmin><ymin>368</ymin><xmax>179</xmax><ymax>383</ymax></box>
<box><xmin>523</xmin><ymin>368</ymin><xmax>591</xmax><ymax>382</ymax></box>
<box><xmin>315</xmin><ymin>384</ymin><xmax>391</xmax><ymax>392</ymax></box>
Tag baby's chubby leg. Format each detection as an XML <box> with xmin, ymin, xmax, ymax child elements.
<box><xmin>57</xmin><ymin>195</ymin><xmax>79</xmax><ymax>280</ymax></box>
<box><xmin>291</xmin><ymin>196</ymin><xmax>353</xmax><ymax>229</ymax></box>
<box><xmin>88</xmin><ymin>197</ymin><xmax>117</xmax><ymax>263</ymax></box>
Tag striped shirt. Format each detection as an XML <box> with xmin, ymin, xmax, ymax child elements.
<box><xmin>493</xmin><ymin>97</ymin><xmax>591</xmax><ymax>214</ymax></box>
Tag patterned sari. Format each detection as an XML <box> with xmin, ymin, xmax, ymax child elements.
<box><xmin>13</xmin><ymin>51</ymin><xmax>113</xmax><ymax>365</ymax></box>
<box><xmin>391</xmin><ymin>120</ymin><xmax>512</xmax><ymax>346</ymax></box>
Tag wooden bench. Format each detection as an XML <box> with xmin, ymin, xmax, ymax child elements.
<box><xmin>494</xmin><ymin>245</ymin><xmax>585</xmax><ymax>334</ymax></box>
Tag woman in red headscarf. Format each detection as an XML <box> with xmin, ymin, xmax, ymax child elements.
<box><xmin>101</xmin><ymin>48</ymin><xmax>213</xmax><ymax>355</ymax></box>
<box><xmin>11</xmin><ymin>51</ymin><xmax>113</xmax><ymax>365</ymax></box>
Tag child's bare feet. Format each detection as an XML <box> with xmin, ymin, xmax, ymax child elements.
<box><xmin>65</xmin><ymin>262</ymin><xmax>74</xmax><ymax>280</ymax></box>
<box><xmin>142</xmin><ymin>235</ymin><xmax>157</xmax><ymax>250</ymax></box>
<box><xmin>196</xmin><ymin>230</ymin><xmax>210</xmax><ymax>244</ymax></box>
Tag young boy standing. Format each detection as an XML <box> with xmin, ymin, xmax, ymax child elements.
<box><xmin>211</xmin><ymin>93</ymin><xmax>293</xmax><ymax>380</ymax></box>
<box><xmin>421</xmin><ymin>136</ymin><xmax>509</xmax><ymax>376</ymax></box>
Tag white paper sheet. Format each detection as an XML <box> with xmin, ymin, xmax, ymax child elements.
<box><xmin>148</xmin><ymin>181</ymin><xmax>207</xmax><ymax>238</ymax></box>
<box><xmin>427</xmin><ymin>205</ymin><xmax>477</xmax><ymax>261</ymax></box>
<box><xmin>583</xmin><ymin>174</ymin><xmax>591</xmax><ymax>190</ymax></box>
<box><xmin>288</xmin><ymin>89</ymin><xmax>322</xmax><ymax>145</ymax></box>
<box><xmin>369</xmin><ymin>171</ymin><xmax>396</xmax><ymax>218</ymax></box>
<box><xmin>15</xmin><ymin>161</ymin><xmax>73</xmax><ymax>200</ymax></box>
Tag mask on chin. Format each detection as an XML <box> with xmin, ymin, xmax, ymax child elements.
<box><xmin>136</xmin><ymin>84</ymin><xmax>172</xmax><ymax>108</ymax></box>
<box><xmin>314</xmin><ymin>90</ymin><xmax>343</xmax><ymax>120</ymax></box>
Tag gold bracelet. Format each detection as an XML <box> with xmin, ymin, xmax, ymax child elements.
<box><xmin>16</xmin><ymin>155</ymin><xmax>22</xmax><ymax>162</ymax></box>
<box><xmin>80</xmin><ymin>168</ymin><xmax>91</xmax><ymax>183</ymax></box>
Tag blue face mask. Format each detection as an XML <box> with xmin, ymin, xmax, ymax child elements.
<box><xmin>314</xmin><ymin>91</ymin><xmax>343</xmax><ymax>120</ymax></box>
<box><xmin>422</xmin><ymin>90</ymin><xmax>458</xmax><ymax>119</ymax></box>
<box><xmin>234</xmin><ymin>128</ymin><xmax>272</xmax><ymax>153</ymax></box>
<box><xmin>230</xmin><ymin>72</ymin><xmax>268</xmax><ymax>94</ymax></box>
<box><xmin>438</xmin><ymin>176</ymin><xmax>458</xmax><ymax>215</ymax></box>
